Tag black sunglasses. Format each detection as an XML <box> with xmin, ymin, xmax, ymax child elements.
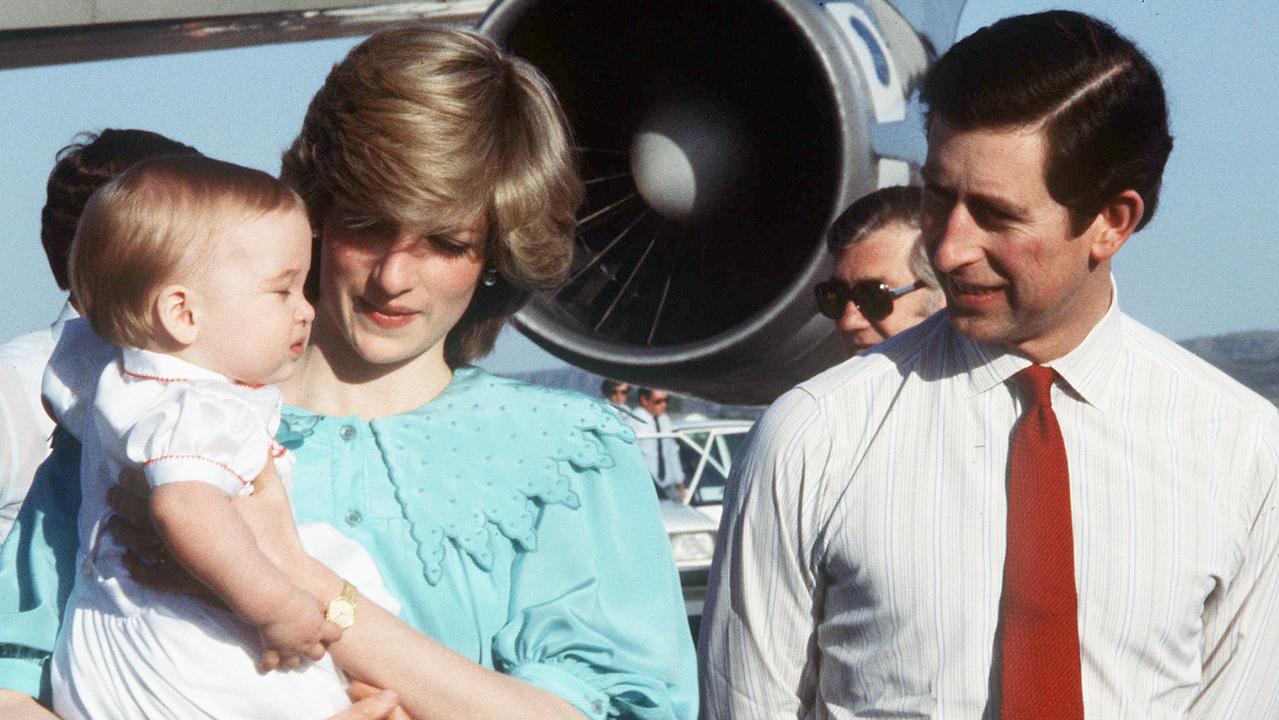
<box><xmin>814</xmin><ymin>279</ymin><xmax>925</xmax><ymax>322</ymax></box>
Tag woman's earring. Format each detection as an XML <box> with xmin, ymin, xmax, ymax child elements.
<box><xmin>482</xmin><ymin>266</ymin><xmax>498</xmax><ymax>287</ymax></box>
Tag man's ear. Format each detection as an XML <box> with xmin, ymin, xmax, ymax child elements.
<box><xmin>1088</xmin><ymin>189</ymin><xmax>1144</xmax><ymax>264</ymax></box>
<box><xmin>151</xmin><ymin>284</ymin><xmax>200</xmax><ymax>348</ymax></box>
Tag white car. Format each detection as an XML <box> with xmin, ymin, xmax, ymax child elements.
<box><xmin>634</xmin><ymin>418</ymin><xmax>755</xmax><ymax>626</ymax></box>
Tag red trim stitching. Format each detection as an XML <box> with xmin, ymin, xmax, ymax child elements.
<box><xmin>120</xmin><ymin>359</ymin><xmax>263</xmax><ymax>388</ymax></box>
<box><xmin>143</xmin><ymin>454</ymin><xmax>251</xmax><ymax>486</ymax></box>
<box><xmin>121</xmin><ymin>361</ymin><xmax>190</xmax><ymax>384</ymax></box>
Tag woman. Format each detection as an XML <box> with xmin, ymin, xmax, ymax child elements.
<box><xmin>0</xmin><ymin>26</ymin><xmax>697</xmax><ymax>720</ymax></box>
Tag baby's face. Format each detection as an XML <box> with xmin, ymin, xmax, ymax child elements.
<box><xmin>190</xmin><ymin>205</ymin><xmax>315</xmax><ymax>385</ymax></box>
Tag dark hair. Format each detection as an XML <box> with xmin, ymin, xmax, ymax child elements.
<box><xmin>921</xmin><ymin>10</ymin><xmax>1172</xmax><ymax>232</ymax></box>
<box><xmin>826</xmin><ymin>185</ymin><xmax>922</xmax><ymax>255</ymax></box>
<box><xmin>637</xmin><ymin>387</ymin><xmax>668</xmax><ymax>401</ymax></box>
<box><xmin>41</xmin><ymin>129</ymin><xmax>201</xmax><ymax>291</ymax></box>
<box><xmin>601</xmin><ymin>379</ymin><xmax>629</xmax><ymax>397</ymax></box>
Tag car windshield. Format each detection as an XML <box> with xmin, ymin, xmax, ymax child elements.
<box><xmin>687</xmin><ymin>431</ymin><xmax>748</xmax><ymax>506</ymax></box>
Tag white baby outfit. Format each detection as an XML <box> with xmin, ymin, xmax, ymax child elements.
<box><xmin>44</xmin><ymin>318</ymin><xmax>398</xmax><ymax>720</ymax></box>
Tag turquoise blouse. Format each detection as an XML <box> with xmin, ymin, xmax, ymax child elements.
<box><xmin>0</xmin><ymin>367</ymin><xmax>697</xmax><ymax>719</ymax></box>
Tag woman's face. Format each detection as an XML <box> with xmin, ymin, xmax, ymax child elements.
<box><xmin>314</xmin><ymin>206</ymin><xmax>487</xmax><ymax>370</ymax></box>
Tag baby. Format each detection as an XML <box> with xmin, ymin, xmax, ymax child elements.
<box><xmin>43</xmin><ymin>155</ymin><xmax>397</xmax><ymax>719</ymax></box>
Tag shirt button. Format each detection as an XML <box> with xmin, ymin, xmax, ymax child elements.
<box><xmin>345</xmin><ymin>509</ymin><xmax>363</xmax><ymax>527</ymax></box>
<box><xmin>591</xmin><ymin>699</ymin><xmax>605</xmax><ymax>715</ymax></box>
<box><xmin>81</xmin><ymin>559</ymin><xmax>93</xmax><ymax>580</ymax></box>
<box><xmin>339</xmin><ymin>424</ymin><xmax>356</xmax><ymax>441</ymax></box>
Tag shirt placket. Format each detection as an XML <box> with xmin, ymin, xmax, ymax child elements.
<box><xmin>330</xmin><ymin>418</ymin><xmax>368</xmax><ymax>532</ymax></box>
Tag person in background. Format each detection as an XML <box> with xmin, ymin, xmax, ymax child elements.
<box><xmin>600</xmin><ymin>379</ymin><xmax>631</xmax><ymax>413</ymax></box>
<box><xmin>814</xmin><ymin>185</ymin><xmax>944</xmax><ymax>356</ymax></box>
<box><xmin>701</xmin><ymin>10</ymin><xmax>1279</xmax><ymax>718</ymax></box>
<box><xmin>0</xmin><ymin>129</ymin><xmax>200</xmax><ymax>545</ymax></box>
<box><xmin>627</xmin><ymin>388</ymin><xmax>685</xmax><ymax>502</ymax></box>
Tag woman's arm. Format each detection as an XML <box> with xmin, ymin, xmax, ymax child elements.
<box><xmin>0</xmin><ymin>678</ymin><xmax>408</xmax><ymax>720</ymax></box>
<box><xmin>233</xmin><ymin>461</ymin><xmax>584</xmax><ymax>720</ymax></box>
<box><xmin>487</xmin><ymin>426</ymin><xmax>698</xmax><ymax>720</ymax></box>
<box><xmin>0</xmin><ymin>689</ymin><xmax>58</xmax><ymax>719</ymax></box>
<box><xmin>302</xmin><ymin>566</ymin><xmax>582</xmax><ymax>720</ymax></box>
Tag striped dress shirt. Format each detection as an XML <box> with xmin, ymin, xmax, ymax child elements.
<box><xmin>699</xmin><ymin>299</ymin><xmax>1279</xmax><ymax>719</ymax></box>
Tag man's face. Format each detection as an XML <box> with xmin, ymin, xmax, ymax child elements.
<box><xmin>640</xmin><ymin>391</ymin><xmax>669</xmax><ymax>417</ymax></box>
<box><xmin>833</xmin><ymin>222</ymin><xmax>935</xmax><ymax>355</ymax></box>
<box><xmin>609</xmin><ymin>384</ymin><xmax>631</xmax><ymax>404</ymax></box>
<box><xmin>919</xmin><ymin>119</ymin><xmax>1117</xmax><ymax>361</ymax></box>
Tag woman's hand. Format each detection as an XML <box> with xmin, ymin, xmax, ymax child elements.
<box><xmin>106</xmin><ymin>482</ymin><xmax>216</xmax><ymax>602</ymax></box>
<box><xmin>340</xmin><ymin>682</ymin><xmax>410</xmax><ymax>720</ymax></box>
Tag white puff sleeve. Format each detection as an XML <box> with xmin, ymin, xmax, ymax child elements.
<box><xmin>118</xmin><ymin>382</ymin><xmax>280</xmax><ymax>497</ymax></box>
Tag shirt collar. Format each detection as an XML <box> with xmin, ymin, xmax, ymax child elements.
<box><xmin>957</xmin><ymin>276</ymin><xmax>1124</xmax><ymax>409</ymax></box>
<box><xmin>49</xmin><ymin>300</ymin><xmax>78</xmax><ymax>343</ymax></box>
<box><xmin>120</xmin><ymin>347</ymin><xmax>238</xmax><ymax>385</ymax></box>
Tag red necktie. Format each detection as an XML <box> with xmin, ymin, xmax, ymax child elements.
<box><xmin>1000</xmin><ymin>365</ymin><xmax>1084</xmax><ymax>719</ymax></box>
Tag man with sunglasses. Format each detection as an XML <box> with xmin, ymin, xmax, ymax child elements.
<box><xmin>815</xmin><ymin>185</ymin><xmax>944</xmax><ymax>355</ymax></box>
<box><xmin>701</xmin><ymin>10</ymin><xmax>1279</xmax><ymax>719</ymax></box>
<box><xmin>600</xmin><ymin>378</ymin><xmax>632</xmax><ymax>412</ymax></box>
<box><xmin>627</xmin><ymin>388</ymin><xmax>686</xmax><ymax>501</ymax></box>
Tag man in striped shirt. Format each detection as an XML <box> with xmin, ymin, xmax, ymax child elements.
<box><xmin>700</xmin><ymin>10</ymin><xmax>1279</xmax><ymax>719</ymax></box>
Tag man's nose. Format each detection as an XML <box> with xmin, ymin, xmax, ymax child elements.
<box><xmin>926</xmin><ymin>205</ymin><xmax>982</xmax><ymax>274</ymax></box>
<box><xmin>839</xmin><ymin>301</ymin><xmax>871</xmax><ymax>332</ymax></box>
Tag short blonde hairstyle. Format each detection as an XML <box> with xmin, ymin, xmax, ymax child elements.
<box><xmin>280</xmin><ymin>25</ymin><xmax>583</xmax><ymax>367</ymax></box>
<box><xmin>71</xmin><ymin>155</ymin><xmax>300</xmax><ymax>349</ymax></box>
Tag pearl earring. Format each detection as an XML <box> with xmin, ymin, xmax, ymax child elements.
<box><xmin>482</xmin><ymin>267</ymin><xmax>498</xmax><ymax>287</ymax></box>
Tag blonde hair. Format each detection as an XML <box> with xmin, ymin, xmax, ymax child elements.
<box><xmin>280</xmin><ymin>25</ymin><xmax>583</xmax><ymax>367</ymax></box>
<box><xmin>71</xmin><ymin>155</ymin><xmax>301</xmax><ymax>349</ymax></box>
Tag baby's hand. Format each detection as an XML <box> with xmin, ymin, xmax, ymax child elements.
<box><xmin>257</xmin><ymin>590</ymin><xmax>342</xmax><ymax>673</ymax></box>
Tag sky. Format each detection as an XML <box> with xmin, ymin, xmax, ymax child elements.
<box><xmin>0</xmin><ymin>1</ymin><xmax>1275</xmax><ymax>377</ymax></box>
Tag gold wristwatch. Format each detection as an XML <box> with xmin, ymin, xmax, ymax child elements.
<box><xmin>324</xmin><ymin>581</ymin><xmax>359</xmax><ymax>630</ymax></box>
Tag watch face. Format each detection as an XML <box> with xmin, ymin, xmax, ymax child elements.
<box><xmin>329</xmin><ymin>601</ymin><xmax>355</xmax><ymax>629</ymax></box>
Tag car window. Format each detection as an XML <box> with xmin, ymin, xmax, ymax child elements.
<box><xmin>678</xmin><ymin>431</ymin><xmax>709</xmax><ymax>482</ymax></box>
<box><xmin>691</xmin><ymin>430</ymin><xmax>748</xmax><ymax>506</ymax></box>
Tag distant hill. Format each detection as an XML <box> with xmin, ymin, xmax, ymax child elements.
<box><xmin>508</xmin><ymin>328</ymin><xmax>1279</xmax><ymax>412</ymax></box>
<box><xmin>1180</xmin><ymin>328</ymin><xmax>1279</xmax><ymax>406</ymax></box>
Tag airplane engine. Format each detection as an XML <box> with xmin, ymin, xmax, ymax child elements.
<box><xmin>480</xmin><ymin>0</ymin><xmax>966</xmax><ymax>405</ymax></box>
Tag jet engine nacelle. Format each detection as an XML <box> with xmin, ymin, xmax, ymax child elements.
<box><xmin>480</xmin><ymin>0</ymin><xmax>966</xmax><ymax>405</ymax></box>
